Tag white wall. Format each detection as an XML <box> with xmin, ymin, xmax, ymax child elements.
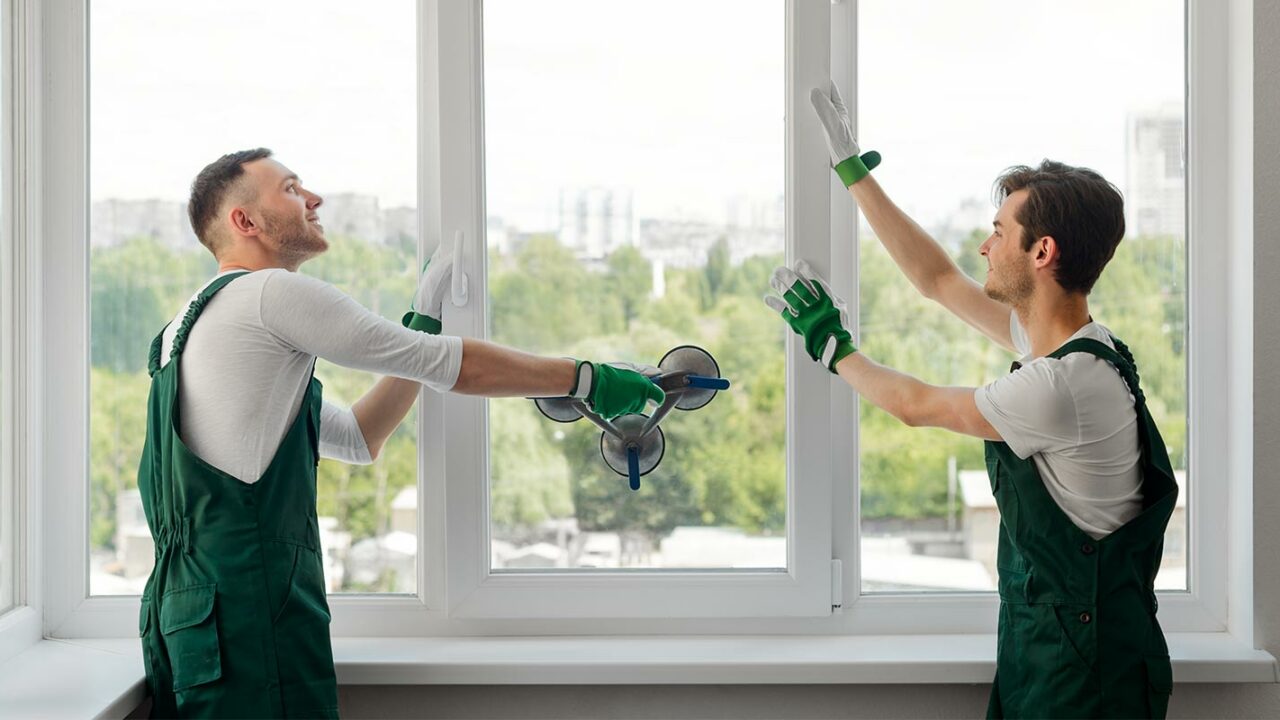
<box><xmin>330</xmin><ymin>3</ymin><xmax>1280</xmax><ymax>717</ymax></box>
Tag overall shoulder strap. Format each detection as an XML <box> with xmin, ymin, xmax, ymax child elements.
<box><xmin>167</xmin><ymin>271</ymin><xmax>250</xmax><ymax>364</ymax></box>
<box><xmin>1048</xmin><ymin>335</ymin><xmax>1146</xmax><ymax>407</ymax></box>
<box><xmin>147</xmin><ymin>325</ymin><xmax>169</xmax><ymax>377</ymax></box>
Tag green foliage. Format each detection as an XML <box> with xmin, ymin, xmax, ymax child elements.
<box><xmin>90</xmin><ymin>237</ymin><xmax>215</xmax><ymax>372</ymax></box>
<box><xmin>89</xmin><ymin>367</ymin><xmax>151</xmax><ymax>550</ymax></box>
<box><xmin>490</xmin><ymin>399</ymin><xmax>574</xmax><ymax>530</ymax></box>
<box><xmin>89</xmin><ymin>219</ymin><xmax>1190</xmax><ymax>574</ymax></box>
<box><xmin>701</xmin><ymin>236</ymin><xmax>731</xmax><ymax>310</ymax></box>
<box><xmin>606</xmin><ymin>245</ymin><xmax>652</xmax><ymax>330</ymax></box>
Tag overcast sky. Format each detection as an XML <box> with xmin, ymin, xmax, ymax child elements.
<box><xmin>90</xmin><ymin>0</ymin><xmax>1182</xmax><ymax>230</ymax></box>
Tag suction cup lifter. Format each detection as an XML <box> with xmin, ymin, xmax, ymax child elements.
<box><xmin>533</xmin><ymin>345</ymin><xmax>731</xmax><ymax>491</ymax></box>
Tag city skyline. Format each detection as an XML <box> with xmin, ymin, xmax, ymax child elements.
<box><xmin>89</xmin><ymin>0</ymin><xmax>1183</xmax><ymax>231</ymax></box>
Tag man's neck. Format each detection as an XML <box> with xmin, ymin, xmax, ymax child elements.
<box><xmin>1015</xmin><ymin>291</ymin><xmax>1092</xmax><ymax>358</ymax></box>
<box><xmin>217</xmin><ymin>257</ymin><xmax>295</xmax><ymax>273</ymax></box>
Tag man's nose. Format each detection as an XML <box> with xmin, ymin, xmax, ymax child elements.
<box><xmin>306</xmin><ymin>191</ymin><xmax>323</xmax><ymax>209</ymax></box>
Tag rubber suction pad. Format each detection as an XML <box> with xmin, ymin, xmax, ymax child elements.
<box><xmin>599</xmin><ymin>415</ymin><xmax>665</xmax><ymax>479</ymax></box>
<box><xmin>658</xmin><ymin>345</ymin><xmax>722</xmax><ymax>411</ymax></box>
<box><xmin>534</xmin><ymin>396</ymin><xmax>583</xmax><ymax>423</ymax></box>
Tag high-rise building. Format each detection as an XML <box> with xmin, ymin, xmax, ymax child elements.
<box><xmin>557</xmin><ymin>187</ymin><xmax>634</xmax><ymax>261</ymax></box>
<box><xmin>725</xmin><ymin>194</ymin><xmax>785</xmax><ymax>264</ymax></box>
<box><xmin>319</xmin><ymin>192</ymin><xmax>385</xmax><ymax>244</ymax></box>
<box><xmin>382</xmin><ymin>206</ymin><xmax>418</xmax><ymax>250</ymax></box>
<box><xmin>1125</xmin><ymin>103</ymin><xmax>1185</xmax><ymax>239</ymax></box>
<box><xmin>91</xmin><ymin>198</ymin><xmax>200</xmax><ymax>250</ymax></box>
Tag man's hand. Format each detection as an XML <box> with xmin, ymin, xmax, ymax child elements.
<box><xmin>764</xmin><ymin>260</ymin><xmax>857</xmax><ymax>372</ymax></box>
<box><xmin>402</xmin><ymin>241</ymin><xmax>453</xmax><ymax>334</ymax></box>
<box><xmin>568</xmin><ymin>361</ymin><xmax>666</xmax><ymax>420</ymax></box>
<box><xmin>810</xmin><ymin>81</ymin><xmax>881</xmax><ymax>187</ymax></box>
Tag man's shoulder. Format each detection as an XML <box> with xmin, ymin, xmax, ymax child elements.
<box><xmin>1036</xmin><ymin>325</ymin><xmax>1132</xmax><ymax>399</ymax></box>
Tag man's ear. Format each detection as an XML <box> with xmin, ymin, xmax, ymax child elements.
<box><xmin>1033</xmin><ymin>235</ymin><xmax>1058</xmax><ymax>269</ymax></box>
<box><xmin>228</xmin><ymin>206</ymin><xmax>260</xmax><ymax>238</ymax></box>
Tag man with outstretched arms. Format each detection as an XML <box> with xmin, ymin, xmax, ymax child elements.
<box><xmin>136</xmin><ymin>148</ymin><xmax>663</xmax><ymax>718</ymax></box>
<box><xmin>763</xmin><ymin>84</ymin><xmax>1178</xmax><ymax>718</ymax></box>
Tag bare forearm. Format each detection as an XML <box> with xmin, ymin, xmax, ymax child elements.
<box><xmin>850</xmin><ymin>175</ymin><xmax>964</xmax><ymax>298</ymax></box>
<box><xmin>351</xmin><ymin>375</ymin><xmax>421</xmax><ymax>460</ymax></box>
<box><xmin>833</xmin><ymin>352</ymin><xmax>999</xmax><ymax>439</ymax></box>
<box><xmin>349</xmin><ymin>340</ymin><xmax>576</xmax><ymax>459</ymax></box>
<box><xmin>451</xmin><ymin>338</ymin><xmax>577</xmax><ymax>398</ymax></box>
<box><xmin>834</xmin><ymin>351</ymin><xmax>928</xmax><ymax>426</ymax></box>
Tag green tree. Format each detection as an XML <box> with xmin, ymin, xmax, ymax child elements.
<box><xmin>701</xmin><ymin>236</ymin><xmax>731</xmax><ymax>310</ymax></box>
<box><xmin>89</xmin><ymin>367</ymin><xmax>151</xmax><ymax>550</ymax></box>
<box><xmin>91</xmin><ymin>237</ymin><xmax>214</xmax><ymax>372</ymax></box>
<box><xmin>605</xmin><ymin>245</ymin><xmax>652</xmax><ymax>330</ymax></box>
<box><xmin>490</xmin><ymin>399</ymin><xmax>574</xmax><ymax>530</ymax></box>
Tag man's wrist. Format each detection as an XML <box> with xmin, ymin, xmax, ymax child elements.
<box><xmin>829</xmin><ymin>340</ymin><xmax>858</xmax><ymax>372</ymax></box>
<box><xmin>568</xmin><ymin>360</ymin><xmax>594</xmax><ymax>399</ymax></box>
<box><xmin>833</xmin><ymin>150</ymin><xmax>882</xmax><ymax>187</ymax></box>
<box><xmin>402</xmin><ymin>311</ymin><xmax>442</xmax><ymax>335</ymax></box>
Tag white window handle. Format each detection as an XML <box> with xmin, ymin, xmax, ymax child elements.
<box><xmin>451</xmin><ymin>229</ymin><xmax>469</xmax><ymax>307</ymax></box>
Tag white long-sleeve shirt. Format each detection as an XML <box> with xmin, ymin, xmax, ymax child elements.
<box><xmin>158</xmin><ymin>268</ymin><xmax>462</xmax><ymax>484</ymax></box>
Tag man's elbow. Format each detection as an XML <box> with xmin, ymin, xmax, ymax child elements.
<box><xmin>891</xmin><ymin>402</ymin><xmax>925</xmax><ymax>428</ymax></box>
<box><xmin>899</xmin><ymin>410</ymin><xmax>928</xmax><ymax>428</ymax></box>
<box><xmin>917</xmin><ymin>267</ymin><xmax>954</xmax><ymax>303</ymax></box>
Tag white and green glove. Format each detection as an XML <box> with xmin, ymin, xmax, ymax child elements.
<box><xmin>810</xmin><ymin>81</ymin><xmax>882</xmax><ymax>187</ymax></box>
<box><xmin>764</xmin><ymin>260</ymin><xmax>857</xmax><ymax>373</ymax></box>
<box><xmin>402</xmin><ymin>241</ymin><xmax>453</xmax><ymax>334</ymax></box>
<box><xmin>568</xmin><ymin>360</ymin><xmax>666</xmax><ymax>420</ymax></box>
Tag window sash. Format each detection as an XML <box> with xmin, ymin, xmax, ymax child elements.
<box><xmin>29</xmin><ymin>0</ymin><xmax>1240</xmax><ymax>639</ymax></box>
<box><xmin>435</xmin><ymin>0</ymin><xmax>836</xmax><ymax>619</ymax></box>
<box><xmin>0</xmin><ymin>0</ymin><xmax>13</xmax><ymax>619</ymax></box>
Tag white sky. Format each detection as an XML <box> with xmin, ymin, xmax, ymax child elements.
<box><xmin>90</xmin><ymin>0</ymin><xmax>1182</xmax><ymax>230</ymax></box>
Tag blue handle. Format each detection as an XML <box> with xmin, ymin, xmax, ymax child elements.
<box><xmin>686</xmin><ymin>375</ymin><xmax>730</xmax><ymax>391</ymax></box>
<box><xmin>627</xmin><ymin>447</ymin><xmax>641</xmax><ymax>491</ymax></box>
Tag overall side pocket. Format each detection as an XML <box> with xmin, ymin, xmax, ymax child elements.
<box><xmin>1145</xmin><ymin>654</ymin><xmax>1173</xmax><ymax>718</ymax></box>
<box><xmin>159</xmin><ymin>583</ymin><xmax>222</xmax><ymax>691</ymax></box>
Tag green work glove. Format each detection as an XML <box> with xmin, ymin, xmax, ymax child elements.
<box><xmin>810</xmin><ymin>80</ymin><xmax>882</xmax><ymax>187</ymax></box>
<box><xmin>764</xmin><ymin>260</ymin><xmax>857</xmax><ymax>373</ymax></box>
<box><xmin>568</xmin><ymin>360</ymin><xmax>666</xmax><ymax>420</ymax></box>
<box><xmin>402</xmin><ymin>241</ymin><xmax>453</xmax><ymax>334</ymax></box>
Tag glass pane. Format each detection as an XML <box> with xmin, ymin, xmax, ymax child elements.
<box><xmin>858</xmin><ymin>0</ymin><xmax>1187</xmax><ymax>592</ymax></box>
<box><xmin>88</xmin><ymin>0</ymin><xmax>417</xmax><ymax>595</ymax></box>
<box><xmin>483</xmin><ymin>0</ymin><xmax>786</xmax><ymax>570</ymax></box>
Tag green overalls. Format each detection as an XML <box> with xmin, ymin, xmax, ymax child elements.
<box><xmin>136</xmin><ymin>272</ymin><xmax>340</xmax><ymax>719</ymax></box>
<box><xmin>985</xmin><ymin>336</ymin><xmax>1178</xmax><ymax>719</ymax></box>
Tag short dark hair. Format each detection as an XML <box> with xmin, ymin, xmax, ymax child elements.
<box><xmin>993</xmin><ymin>159</ymin><xmax>1125</xmax><ymax>295</ymax></box>
<box><xmin>187</xmin><ymin>148</ymin><xmax>273</xmax><ymax>254</ymax></box>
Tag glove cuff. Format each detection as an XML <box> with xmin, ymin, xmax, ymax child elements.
<box><xmin>402</xmin><ymin>310</ymin><xmax>442</xmax><ymax>335</ymax></box>
<box><xmin>828</xmin><ymin>340</ymin><xmax>858</xmax><ymax>373</ymax></box>
<box><xmin>833</xmin><ymin>150</ymin><xmax>882</xmax><ymax>187</ymax></box>
<box><xmin>568</xmin><ymin>360</ymin><xmax>594</xmax><ymax>399</ymax></box>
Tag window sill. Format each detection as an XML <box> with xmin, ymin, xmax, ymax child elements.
<box><xmin>330</xmin><ymin>633</ymin><xmax>1279</xmax><ymax>685</ymax></box>
<box><xmin>2</xmin><ymin>633</ymin><xmax>1274</xmax><ymax>718</ymax></box>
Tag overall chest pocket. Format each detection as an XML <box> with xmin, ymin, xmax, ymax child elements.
<box><xmin>160</xmin><ymin>583</ymin><xmax>222</xmax><ymax>691</ymax></box>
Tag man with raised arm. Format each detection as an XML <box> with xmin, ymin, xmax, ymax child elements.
<box><xmin>136</xmin><ymin>148</ymin><xmax>663</xmax><ymax>718</ymax></box>
<box><xmin>764</xmin><ymin>84</ymin><xmax>1177</xmax><ymax>718</ymax></box>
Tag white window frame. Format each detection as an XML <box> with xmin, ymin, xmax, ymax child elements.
<box><xmin>16</xmin><ymin>0</ymin><xmax>1252</xmax><ymax>651</ymax></box>
<box><xmin>831</xmin><ymin>0</ymin><xmax>1238</xmax><ymax>637</ymax></box>
<box><xmin>433</xmin><ymin>0</ymin><xmax>836</xmax><ymax>620</ymax></box>
<box><xmin>0</xmin><ymin>0</ymin><xmax>43</xmax><ymax>665</ymax></box>
<box><xmin>0</xmin><ymin>0</ymin><xmax>14</xmax><ymax>620</ymax></box>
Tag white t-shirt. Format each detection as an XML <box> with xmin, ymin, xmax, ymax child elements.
<box><xmin>973</xmin><ymin>313</ymin><xmax>1143</xmax><ymax>540</ymax></box>
<box><xmin>158</xmin><ymin>269</ymin><xmax>463</xmax><ymax>484</ymax></box>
